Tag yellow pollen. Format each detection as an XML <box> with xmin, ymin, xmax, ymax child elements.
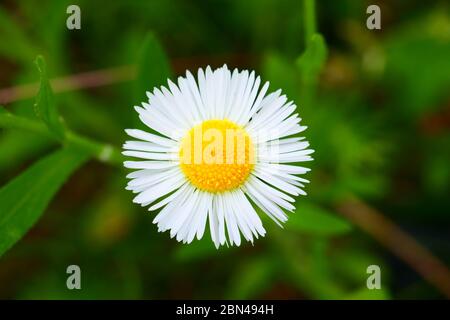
<box><xmin>179</xmin><ymin>119</ymin><xmax>255</xmax><ymax>193</ymax></box>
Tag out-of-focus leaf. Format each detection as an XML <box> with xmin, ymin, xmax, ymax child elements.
<box><xmin>287</xmin><ymin>202</ymin><xmax>352</xmax><ymax>236</ymax></box>
<box><xmin>304</xmin><ymin>94</ymin><xmax>390</xmax><ymax>199</ymax></box>
<box><xmin>0</xmin><ymin>8</ymin><xmax>37</xmax><ymax>63</ymax></box>
<box><xmin>423</xmin><ymin>136</ymin><xmax>450</xmax><ymax>195</ymax></box>
<box><xmin>296</xmin><ymin>33</ymin><xmax>328</xmax><ymax>83</ymax></box>
<box><xmin>134</xmin><ymin>32</ymin><xmax>172</xmax><ymax>103</ymax></box>
<box><xmin>34</xmin><ymin>56</ymin><xmax>66</xmax><ymax>140</ymax></box>
<box><xmin>0</xmin><ymin>147</ymin><xmax>89</xmax><ymax>257</ymax></box>
<box><xmin>18</xmin><ymin>268</ymin><xmax>131</xmax><ymax>299</ymax></box>
<box><xmin>262</xmin><ymin>53</ymin><xmax>298</xmax><ymax>99</ymax></box>
<box><xmin>174</xmin><ymin>237</ymin><xmax>230</xmax><ymax>261</ymax></box>
<box><xmin>332</xmin><ymin>247</ymin><xmax>387</xmax><ymax>285</ymax></box>
<box><xmin>84</xmin><ymin>196</ymin><xmax>134</xmax><ymax>248</ymax></box>
<box><xmin>226</xmin><ymin>257</ymin><xmax>275</xmax><ymax>299</ymax></box>
<box><xmin>343</xmin><ymin>287</ymin><xmax>390</xmax><ymax>300</ymax></box>
<box><xmin>384</xmin><ymin>11</ymin><xmax>450</xmax><ymax>120</ymax></box>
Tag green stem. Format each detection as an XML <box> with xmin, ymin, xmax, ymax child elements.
<box><xmin>301</xmin><ymin>0</ymin><xmax>319</xmax><ymax>109</ymax></box>
<box><xmin>0</xmin><ymin>111</ymin><xmax>124</xmax><ymax>167</ymax></box>
<box><xmin>303</xmin><ymin>0</ymin><xmax>316</xmax><ymax>45</ymax></box>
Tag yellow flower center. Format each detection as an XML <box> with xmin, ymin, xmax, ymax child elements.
<box><xmin>179</xmin><ymin>119</ymin><xmax>255</xmax><ymax>193</ymax></box>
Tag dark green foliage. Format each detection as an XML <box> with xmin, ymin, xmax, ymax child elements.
<box><xmin>135</xmin><ymin>32</ymin><xmax>173</xmax><ymax>104</ymax></box>
<box><xmin>0</xmin><ymin>0</ymin><xmax>448</xmax><ymax>300</ymax></box>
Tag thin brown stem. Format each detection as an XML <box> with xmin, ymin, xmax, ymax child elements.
<box><xmin>0</xmin><ymin>66</ymin><xmax>136</xmax><ymax>104</ymax></box>
<box><xmin>337</xmin><ymin>195</ymin><xmax>450</xmax><ymax>298</ymax></box>
<box><xmin>0</xmin><ymin>53</ymin><xmax>255</xmax><ymax>105</ymax></box>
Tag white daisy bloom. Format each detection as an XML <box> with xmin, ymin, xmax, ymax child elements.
<box><xmin>123</xmin><ymin>65</ymin><xmax>313</xmax><ymax>248</ymax></box>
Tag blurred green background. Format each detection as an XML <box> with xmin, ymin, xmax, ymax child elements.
<box><xmin>0</xmin><ymin>0</ymin><xmax>449</xmax><ymax>299</ymax></box>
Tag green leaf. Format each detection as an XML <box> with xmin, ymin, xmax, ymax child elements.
<box><xmin>0</xmin><ymin>130</ymin><xmax>54</xmax><ymax>172</ymax></box>
<box><xmin>0</xmin><ymin>147</ymin><xmax>89</xmax><ymax>257</ymax></box>
<box><xmin>134</xmin><ymin>32</ymin><xmax>172</xmax><ymax>103</ymax></box>
<box><xmin>34</xmin><ymin>55</ymin><xmax>66</xmax><ymax>140</ymax></box>
<box><xmin>296</xmin><ymin>33</ymin><xmax>328</xmax><ymax>83</ymax></box>
<box><xmin>287</xmin><ymin>202</ymin><xmax>352</xmax><ymax>236</ymax></box>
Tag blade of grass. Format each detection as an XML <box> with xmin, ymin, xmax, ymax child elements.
<box><xmin>34</xmin><ymin>56</ymin><xmax>66</xmax><ymax>140</ymax></box>
<box><xmin>0</xmin><ymin>147</ymin><xmax>89</xmax><ymax>257</ymax></box>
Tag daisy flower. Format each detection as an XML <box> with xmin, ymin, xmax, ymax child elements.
<box><xmin>123</xmin><ymin>65</ymin><xmax>313</xmax><ymax>247</ymax></box>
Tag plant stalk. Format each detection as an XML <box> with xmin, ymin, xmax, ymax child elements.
<box><xmin>0</xmin><ymin>111</ymin><xmax>124</xmax><ymax>167</ymax></box>
<box><xmin>303</xmin><ymin>0</ymin><xmax>316</xmax><ymax>45</ymax></box>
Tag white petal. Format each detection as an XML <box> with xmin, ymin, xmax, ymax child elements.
<box><xmin>244</xmin><ymin>182</ymin><xmax>288</xmax><ymax>224</ymax></box>
<box><xmin>123</xmin><ymin>160</ymin><xmax>178</xmax><ymax>170</ymax></box>
<box><xmin>233</xmin><ymin>190</ymin><xmax>266</xmax><ymax>238</ymax></box>
<box><xmin>125</xmin><ymin>129</ymin><xmax>177</xmax><ymax>147</ymax></box>
<box><xmin>208</xmin><ymin>195</ymin><xmax>220</xmax><ymax>248</ymax></box>
<box><xmin>122</xmin><ymin>150</ymin><xmax>176</xmax><ymax>161</ymax></box>
<box><xmin>222</xmin><ymin>192</ymin><xmax>241</xmax><ymax>246</ymax></box>
<box><xmin>149</xmin><ymin>182</ymin><xmax>189</xmax><ymax>211</ymax></box>
<box><xmin>133</xmin><ymin>172</ymin><xmax>185</xmax><ymax>206</ymax></box>
<box><xmin>123</xmin><ymin>141</ymin><xmax>173</xmax><ymax>153</ymax></box>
